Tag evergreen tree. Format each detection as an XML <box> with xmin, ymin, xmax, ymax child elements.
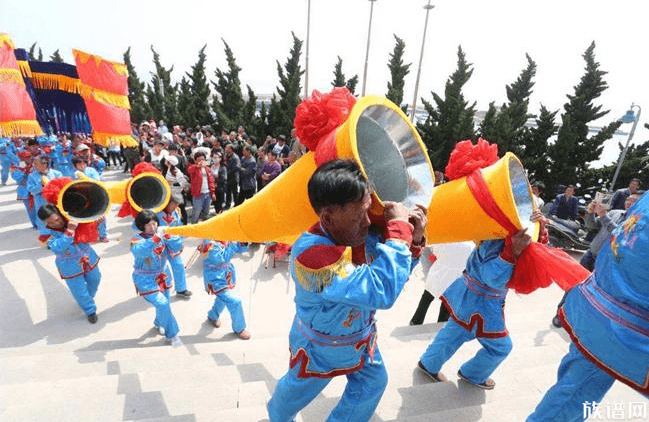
<box><xmin>478</xmin><ymin>54</ymin><xmax>536</xmax><ymax>156</ymax></box>
<box><xmin>520</xmin><ymin>105</ymin><xmax>558</xmax><ymax>188</ymax></box>
<box><xmin>331</xmin><ymin>56</ymin><xmax>359</xmax><ymax>95</ymax></box>
<box><xmin>123</xmin><ymin>47</ymin><xmax>150</xmax><ymax>124</ymax></box>
<box><xmin>242</xmin><ymin>85</ymin><xmax>258</xmax><ymax>136</ymax></box>
<box><xmin>416</xmin><ymin>46</ymin><xmax>476</xmax><ymax>171</ymax></box>
<box><xmin>547</xmin><ymin>42</ymin><xmax>621</xmax><ymax>191</ymax></box>
<box><xmin>50</xmin><ymin>49</ymin><xmax>64</xmax><ymax>63</ymax></box>
<box><xmin>211</xmin><ymin>39</ymin><xmax>245</xmax><ymax>133</ymax></box>
<box><xmin>251</xmin><ymin>101</ymin><xmax>269</xmax><ymax>142</ymax></box>
<box><xmin>187</xmin><ymin>44</ymin><xmax>212</xmax><ymax>126</ymax></box>
<box><xmin>267</xmin><ymin>32</ymin><xmax>304</xmax><ymax>137</ymax></box>
<box><xmin>145</xmin><ymin>46</ymin><xmax>178</xmax><ymax>126</ymax></box>
<box><xmin>385</xmin><ymin>34</ymin><xmax>411</xmax><ymax>108</ymax></box>
<box><xmin>332</xmin><ymin>56</ymin><xmax>346</xmax><ymax>88</ymax></box>
<box><xmin>28</xmin><ymin>42</ymin><xmax>37</xmax><ymax>60</ymax></box>
<box><xmin>346</xmin><ymin>76</ymin><xmax>359</xmax><ymax>96</ymax></box>
<box><xmin>176</xmin><ymin>77</ymin><xmax>195</xmax><ymax>128</ymax></box>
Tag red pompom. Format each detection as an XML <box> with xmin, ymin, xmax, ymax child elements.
<box><xmin>132</xmin><ymin>162</ymin><xmax>160</xmax><ymax>177</ymax></box>
<box><xmin>42</xmin><ymin>177</ymin><xmax>73</xmax><ymax>205</ymax></box>
<box><xmin>293</xmin><ymin>87</ymin><xmax>356</xmax><ymax>151</ymax></box>
<box><xmin>444</xmin><ymin>138</ymin><xmax>499</xmax><ymax>181</ymax></box>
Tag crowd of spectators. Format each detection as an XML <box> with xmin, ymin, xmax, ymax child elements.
<box><xmin>113</xmin><ymin>119</ymin><xmax>308</xmax><ymax>224</ymax></box>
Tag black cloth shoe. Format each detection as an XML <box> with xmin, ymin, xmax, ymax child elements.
<box><xmin>176</xmin><ymin>290</ymin><xmax>192</xmax><ymax>298</ymax></box>
<box><xmin>87</xmin><ymin>313</ymin><xmax>98</xmax><ymax>324</ymax></box>
<box><xmin>552</xmin><ymin>315</ymin><xmax>562</xmax><ymax>328</ymax></box>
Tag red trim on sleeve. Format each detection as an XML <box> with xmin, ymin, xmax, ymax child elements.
<box><xmin>385</xmin><ymin>220</ymin><xmax>414</xmax><ymax>245</ymax></box>
<box><xmin>500</xmin><ymin>235</ymin><xmax>516</xmax><ymax>264</ymax></box>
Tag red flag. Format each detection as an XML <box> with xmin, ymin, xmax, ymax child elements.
<box><xmin>0</xmin><ymin>33</ymin><xmax>43</xmax><ymax>137</ymax></box>
<box><xmin>72</xmin><ymin>49</ymin><xmax>136</xmax><ymax>147</ymax></box>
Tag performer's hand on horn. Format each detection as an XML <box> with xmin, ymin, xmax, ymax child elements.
<box><xmin>383</xmin><ymin>201</ymin><xmax>410</xmax><ymax>223</ymax></box>
<box><xmin>409</xmin><ymin>204</ymin><xmax>428</xmax><ymax>246</ymax></box>
<box><xmin>67</xmin><ymin>219</ymin><xmax>79</xmax><ymax>232</ymax></box>
<box><xmin>511</xmin><ymin>228</ymin><xmax>532</xmax><ymax>256</ymax></box>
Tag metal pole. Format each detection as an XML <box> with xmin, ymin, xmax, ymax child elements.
<box><xmin>361</xmin><ymin>0</ymin><xmax>378</xmax><ymax>96</ymax></box>
<box><xmin>410</xmin><ymin>1</ymin><xmax>434</xmax><ymax>122</ymax></box>
<box><xmin>304</xmin><ymin>0</ymin><xmax>311</xmax><ymax>99</ymax></box>
<box><xmin>610</xmin><ymin>104</ymin><xmax>641</xmax><ymax>192</ymax></box>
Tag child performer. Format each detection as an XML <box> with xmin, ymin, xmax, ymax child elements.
<box><xmin>201</xmin><ymin>240</ymin><xmax>251</xmax><ymax>340</ymax></box>
<box><xmin>38</xmin><ymin>204</ymin><xmax>101</xmax><ymax>323</ymax></box>
<box><xmin>156</xmin><ymin>196</ymin><xmax>192</xmax><ymax>298</ymax></box>
<box><xmin>130</xmin><ymin>210</ymin><xmax>182</xmax><ymax>347</ymax></box>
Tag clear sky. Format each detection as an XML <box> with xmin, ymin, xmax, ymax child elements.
<box><xmin>2</xmin><ymin>0</ymin><xmax>648</xmax><ymax>168</ymax></box>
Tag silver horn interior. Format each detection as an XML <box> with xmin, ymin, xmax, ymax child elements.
<box><xmin>61</xmin><ymin>182</ymin><xmax>110</xmax><ymax>222</ymax></box>
<box><xmin>355</xmin><ymin>105</ymin><xmax>434</xmax><ymax>208</ymax></box>
<box><xmin>506</xmin><ymin>157</ymin><xmax>535</xmax><ymax>233</ymax></box>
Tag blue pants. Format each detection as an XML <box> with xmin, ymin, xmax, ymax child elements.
<box><xmin>98</xmin><ymin>217</ymin><xmax>108</xmax><ymax>240</ymax></box>
<box><xmin>34</xmin><ymin>197</ymin><xmax>49</xmax><ymax>236</ymax></box>
<box><xmin>1</xmin><ymin>157</ymin><xmax>10</xmax><ymax>184</ymax></box>
<box><xmin>22</xmin><ymin>199</ymin><xmax>37</xmax><ymax>228</ymax></box>
<box><xmin>268</xmin><ymin>348</ymin><xmax>388</xmax><ymax>422</ymax></box>
<box><xmin>420</xmin><ymin>318</ymin><xmax>512</xmax><ymax>384</ymax></box>
<box><xmin>526</xmin><ymin>343</ymin><xmax>615</xmax><ymax>422</ymax></box>
<box><xmin>64</xmin><ymin>266</ymin><xmax>101</xmax><ymax>315</ymax></box>
<box><xmin>166</xmin><ymin>252</ymin><xmax>187</xmax><ymax>293</ymax></box>
<box><xmin>207</xmin><ymin>289</ymin><xmax>246</xmax><ymax>333</ymax></box>
<box><xmin>143</xmin><ymin>289</ymin><xmax>179</xmax><ymax>339</ymax></box>
<box><xmin>191</xmin><ymin>193</ymin><xmax>211</xmax><ymax>224</ymax></box>
<box><xmin>579</xmin><ymin>250</ymin><xmax>596</xmax><ymax>272</ymax></box>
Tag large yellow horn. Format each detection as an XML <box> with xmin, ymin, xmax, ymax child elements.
<box><xmin>165</xmin><ymin>96</ymin><xmax>435</xmax><ymax>243</ymax></box>
<box><xmin>426</xmin><ymin>152</ymin><xmax>540</xmax><ymax>243</ymax></box>
<box><xmin>56</xmin><ymin>177</ymin><xmax>110</xmax><ymax>223</ymax></box>
<box><xmin>103</xmin><ymin>172</ymin><xmax>171</xmax><ymax>214</ymax></box>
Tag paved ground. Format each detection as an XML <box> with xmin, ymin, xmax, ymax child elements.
<box><xmin>0</xmin><ymin>167</ymin><xmax>646</xmax><ymax>421</ymax></box>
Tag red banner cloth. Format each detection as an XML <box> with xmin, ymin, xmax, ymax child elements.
<box><xmin>0</xmin><ymin>34</ymin><xmax>43</xmax><ymax>136</ymax></box>
<box><xmin>72</xmin><ymin>49</ymin><xmax>133</xmax><ymax>146</ymax></box>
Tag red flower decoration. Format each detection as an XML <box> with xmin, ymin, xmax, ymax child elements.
<box><xmin>444</xmin><ymin>138</ymin><xmax>499</xmax><ymax>181</ymax></box>
<box><xmin>43</xmin><ymin>177</ymin><xmax>73</xmax><ymax>205</ymax></box>
<box><xmin>293</xmin><ymin>87</ymin><xmax>356</xmax><ymax>151</ymax></box>
<box><xmin>132</xmin><ymin>162</ymin><xmax>160</xmax><ymax>176</ymax></box>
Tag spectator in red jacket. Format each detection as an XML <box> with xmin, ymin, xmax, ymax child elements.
<box><xmin>187</xmin><ymin>152</ymin><xmax>216</xmax><ymax>224</ymax></box>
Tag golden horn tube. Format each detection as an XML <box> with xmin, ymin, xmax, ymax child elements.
<box><xmin>164</xmin><ymin>153</ymin><xmax>319</xmax><ymax>243</ymax></box>
<box><xmin>425</xmin><ymin>153</ymin><xmax>540</xmax><ymax>244</ymax></box>
<box><xmin>101</xmin><ymin>172</ymin><xmax>171</xmax><ymax>214</ymax></box>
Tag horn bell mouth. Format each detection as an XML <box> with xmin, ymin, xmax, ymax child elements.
<box><xmin>352</xmin><ymin>101</ymin><xmax>434</xmax><ymax>209</ymax></box>
<box><xmin>58</xmin><ymin>180</ymin><xmax>110</xmax><ymax>223</ymax></box>
<box><xmin>127</xmin><ymin>172</ymin><xmax>171</xmax><ymax>213</ymax></box>
<box><xmin>506</xmin><ymin>154</ymin><xmax>539</xmax><ymax>240</ymax></box>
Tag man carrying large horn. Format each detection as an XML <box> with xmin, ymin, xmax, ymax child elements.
<box><xmin>267</xmin><ymin>159</ymin><xmax>428</xmax><ymax>422</ymax></box>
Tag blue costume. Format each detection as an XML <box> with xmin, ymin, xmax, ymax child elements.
<box><xmin>419</xmin><ymin>239</ymin><xmax>514</xmax><ymax>386</ymax></box>
<box><xmin>130</xmin><ymin>231</ymin><xmax>182</xmax><ymax>340</ymax></box>
<box><xmin>156</xmin><ymin>209</ymin><xmax>188</xmax><ymax>293</ymax></box>
<box><xmin>267</xmin><ymin>220</ymin><xmax>420</xmax><ymax>422</ymax></box>
<box><xmin>44</xmin><ymin>226</ymin><xmax>101</xmax><ymax>316</ymax></box>
<box><xmin>528</xmin><ymin>192</ymin><xmax>649</xmax><ymax>421</ymax></box>
<box><xmin>0</xmin><ymin>137</ymin><xmax>12</xmax><ymax>185</ymax></box>
<box><xmin>11</xmin><ymin>162</ymin><xmax>36</xmax><ymax>228</ymax></box>
<box><xmin>201</xmin><ymin>240</ymin><xmax>248</xmax><ymax>333</ymax></box>
<box><xmin>27</xmin><ymin>168</ymin><xmax>63</xmax><ymax>237</ymax></box>
<box><xmin>73</xmin><ymin>168</ymin><xmax>108</xmax><ymax>240</ymax></box>
<box><xmin>89</xmin><ymin>153</ymin><xmax>106</xmax><ymax>175</ymax></box>
<box><xmin>53</xmin><ymin>141</ymin><xmax>75</xmax><ymax>177</ymax></box>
